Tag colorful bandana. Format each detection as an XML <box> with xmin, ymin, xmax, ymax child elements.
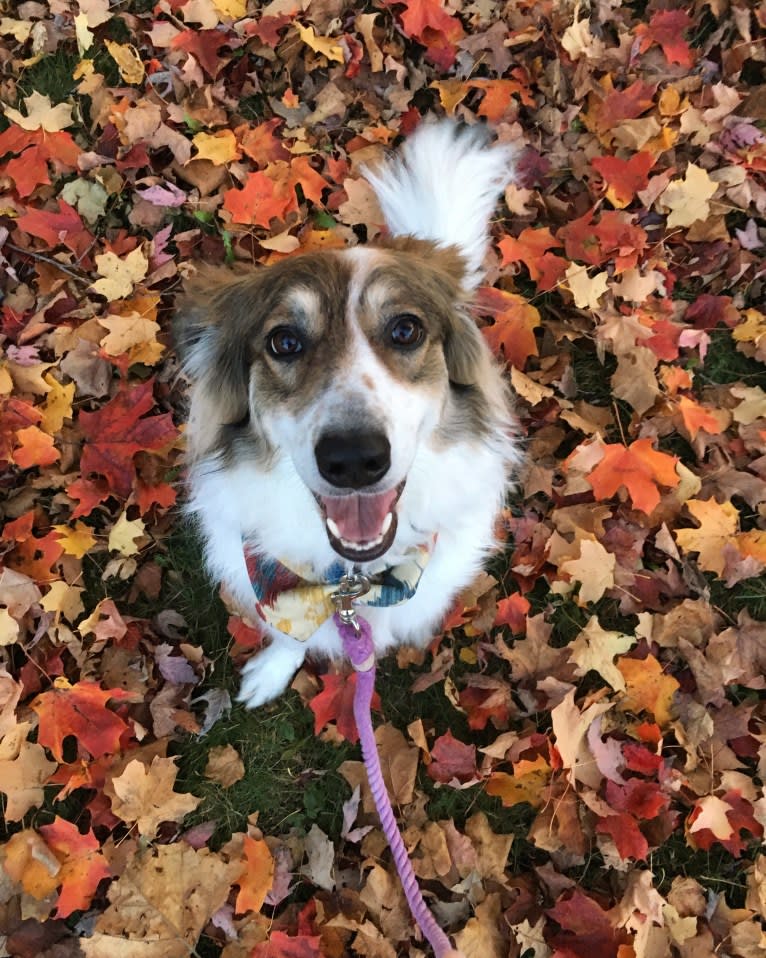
<box><xmin>244</xmin><ymin>542</ymin><xmax>434</xmax><ymax>642</ymax></box>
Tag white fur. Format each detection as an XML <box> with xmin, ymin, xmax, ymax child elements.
<box><xmin>183</xmin><ymin>121</ymin><xmax>519</xmax><ymax>708</ymax></box>
<box><xmin>363</xmin><ymin>121</ymin><xmax>516</xmax><ymax>286</ymax></box>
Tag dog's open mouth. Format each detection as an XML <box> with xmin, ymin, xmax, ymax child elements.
<box><xmin>316</xmin><ymin>482</ymin><xmax>405</xmax><ymax>562</ymax></box>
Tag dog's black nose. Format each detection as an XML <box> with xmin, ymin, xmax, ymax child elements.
<box><xmin>315</xmin><ymin>432</ymin><xmax>391</xmax><ymax>489</ymax></box>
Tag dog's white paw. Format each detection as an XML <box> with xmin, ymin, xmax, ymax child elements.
<box><xmin>237</xmin><ymin>640</ymin><xmax>306</xmax><ymax>708</ymax></box>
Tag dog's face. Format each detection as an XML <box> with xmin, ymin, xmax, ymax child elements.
<box><xmin>176</xmin><ymin>240</ymin><xmax>491</xmax><ymax>563</ymax></box>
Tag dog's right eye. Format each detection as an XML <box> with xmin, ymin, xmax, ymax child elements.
<box><xmin>267</xmin><ymin>327</ymin><xmax>304</xmax><ymax>358</ymax></box>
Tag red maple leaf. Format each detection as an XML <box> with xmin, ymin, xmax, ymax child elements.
<box><xmin>688</xmin><ymin>789</ymin><xmax>763</xmax><ymax>857</ymax></box>
<box><xmin>589</xmin><ymin>79</ymin><xmax>656</xmax><ymax>135</ymax></box>
<box><xmin>309</xmin><ymin>671</ymin><xmax>380</xmax><ymax>744</ymax></box>
<box><xmin>251</xmin><ymin>931</ymin><xmax>321</xmax><ymax>958</ymax></box>
<box><xmin>558</xmin><ymin>209</ymin><xmax>648</xmax><ymax>271</ymax></box>
<box><xmin>548</xmin><ymin>889</ymin><xmax>625</xmax><ymax>958</ymax></box>
<box><xmin>32</xmin><ymin>680</ymin><xmax>139</xmax><ymax>761</ymax></box>
<box><xmin>16</xmin><ymin>201</ymin><xmax>92</xmax><ymax>258</ymax></box>
<box><xmin>493</xmin><ymin>593</ymin><xmax>530</xmax><ymax>633</ymax></box>
<box><xmin>595</xmin><ymin>812</ymin><xmax>649</xmax><ymax>860</ymax></box>
<box><xmin>427</xmin><ymin>730</ymin><xmax>477</xmax><ymax>783</ymax></box>
<box><xmin>67</xmin><ymin>477</ymin><xmax>111</xmax><ymax>519</ymax></box>
<box><xmin>604</xmin><ymin>779</ymin><xmax>670</xmax><ymax>819</ymax></box>
<box><xmin>591</xmin><ymin>151</ymin><xmax>654</xmax><ymax>208</ymax></box>
<box><xmin>635</xmin><ymin>10</ymin><xmax>695</xmax><ymax>67</ymax></box>
<box><xmin>394</xmin><ymin>0</ymin><xmax>464</xmax><ymax>68</ymax></box>
<box><xmin>171</xmin><ymin>28</ymin><xmax>230</xmax><ymax>77</ymax></box>
<box><xmin>79</xmin><ymin>379</ymin><xmax>177</xmax><ymax>499</ymax></box>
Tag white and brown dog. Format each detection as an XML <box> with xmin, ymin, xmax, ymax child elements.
<box><xmin>176</xmin><ymin>121</ymin><xmax>521</xmax><ymax>708</ymax></box>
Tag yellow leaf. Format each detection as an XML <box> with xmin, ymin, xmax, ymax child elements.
<box><xmin>295</xmin><ymin>23</ymin><xmax>344</xmax><ymax>63</ymax></box>
<box><xmin>104</xmin><ymin>40</ymin><xmax>145</xmax><ymax>85</ymax></box>
<box><xmin>98</xmin><ymin>313</ymin><xmax>161</xmax><ymax>358</ymax></box>
<box><xmin>568</xmin><ymin>616</ymin><xmax>636</xmax><ymax>690</ymax></box>
<box><xmin>564</xmin><ymin>263</ymin><xmax>609</xmax><ymax>309</ymax></box>
<box><xmin>40</xmin><ymin>581</ymin><xmax>85</xmax><ymax>623</ymax></box>
<box><xmin>91</xmin><ymin>247</ymin><xmax>149</xmax><ymax>301</ymax></box>
<box><xmin>660</xmin><ymin>163</ymin><xmax>718</xmax><ymax>228</ymax></box>
<box><xmin>617</xmin><ymin>654</ymin><xmax>679</xmax><ymax>727</ymax></box>
<box><xmin>674</xmin><ymin>498</ymin><xmax>739</xmax><ymax>575</ymax></box>
<box><xmin>108</xmin><ymin>513</ymin><xmax>145</xmax><ymax>557</ymax></box>
<box><xmin>74</xmin><ymin>12</ymin><xmax>94</xmax><ymax>54</ymax></box>
<box><xmin>213</xmin><ymin>0</ymin><xmax>247</xmax><ymax>18</ymax></box>
<box><xmin>40</xmin><ymin>374</ymin><xmax>75</xmax><ymax>434</ymax></box>
<box><xmin>53</xmin><ymin>522</ymin><xmax>97</xmax><ymax>559</ymax></box>
<box><xmin>4</xmin><ymin>91</ymin><xmax>73</xmax><ymax>132</ymax></box>
<box><xmin>192</xmin><ymin>129</ymin><xmax>241</xmax><ymax>166</ymax></box>
<box><xmin>559</xmin><ymin>538</ymin><xmax>616</xmax><ymax>604</ymax></box>
<box><xmin>3</xmin><ymin>830</ymin><xmax>61</xmax><ymax>899</ymax></box>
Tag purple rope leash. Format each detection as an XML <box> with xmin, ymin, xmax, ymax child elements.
<box><xmin>334</xmin><ymin>610</ymin><xmax>464</xmax><ymax>958</ymax></box>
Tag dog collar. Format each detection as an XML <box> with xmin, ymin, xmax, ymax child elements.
<box><xmin>244</xmin><ymin>541</ymin><xmax>434</xmax><ymax>642</ymax></box>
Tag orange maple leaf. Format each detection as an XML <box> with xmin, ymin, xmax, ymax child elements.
<box><xmin>498</xmin><ymin>227</ymin><xmax>568</xmax><ymax>292</ymax></box>
<box><xmin>586</xmin><ymin>439</ymin><xmax>680</xmax><ymax>514</ymax></box>
<box><xmin>39</xmin><ymin>817</ymin><xmax>111</xmax><ymax>918</ymax></box>
<box><xmin>235</xmin><ymin>835</ymin><xmax>275</xmax><ymax>914</ymax></box>
<box><xmin>12</xmin><ymin>425</ymin><xmax>59</xmax><ymax>469</ymax></box>
<box><xmin>223</xmin><ymin>169</ymin><xmax>294</xmax><ymax>228</ymax></box>
<box><xmin>476</xmin><ymin>286</ymin><xmax>540</xmax><ymax>370</ymax></box>
<box><xmin>617</xmin><ymin>655</ymin><xmax>679</xmax><ymax>727</ymax></box>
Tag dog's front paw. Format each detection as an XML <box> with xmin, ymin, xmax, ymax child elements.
<box><xmin>237</xmin><ymin>640</ymin><xmax>306</xmax><ymax>708</ymax></box>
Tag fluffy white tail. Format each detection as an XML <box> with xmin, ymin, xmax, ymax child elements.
<box><xmin>364</xmin><ymin>120</ymin><xmax>516</xmax><ymax>287</ymax></box>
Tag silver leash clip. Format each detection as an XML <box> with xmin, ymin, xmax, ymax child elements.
<box><xmin>331</xmin><ymin>572</ymin><xmax>371</xmax><ymax>633</ymax></box>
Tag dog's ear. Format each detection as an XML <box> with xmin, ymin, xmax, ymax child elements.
<box><xmin>443</xmin><ymin>310</ymin><xmax>490</xmax><ymax>388</ymax></box>
<box><xmin>174</xmin><ymin>265</ymin><xmax>254</xmax><ymax>427</ymax></box>
<box><xmin>364</xmin><ymin>121</ymin><xmax>516</xmax><ymax>288</ymax></box>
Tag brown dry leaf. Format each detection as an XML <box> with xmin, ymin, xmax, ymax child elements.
<box><xmin>106</xmin><ymin>756</ymin><xmax>201</xmax><ymax>837</ymax></box>
<box><xmin>204</xmin><ymin>743</ymin><xmax>245</xmax><ymax>787</ymax></box>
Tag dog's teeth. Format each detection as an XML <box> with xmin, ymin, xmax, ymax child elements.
<box><xmin>326</xmin><ymin>517</ymin><xmax>341</xmax><ymax>539</ymax></box>
<box><xmin>381</xmin><ymin>512</ymin><xmax>393</xmax><ymax>535</ymax></box>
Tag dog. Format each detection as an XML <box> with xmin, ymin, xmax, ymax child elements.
<box><xmin>175</xmin><ymin>120</ymin><xmax>521</xmax><ymax>708</ymax></box>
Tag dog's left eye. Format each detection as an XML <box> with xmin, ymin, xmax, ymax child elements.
<box><xmin>268</xmin><ymin>327</ymin><xmax>304</xmax><ymax>358</ymax></box>
<box><xmin>388</xmin><ymin>314</ymin><xmax>425</xmax><ymax>349</ymax></box>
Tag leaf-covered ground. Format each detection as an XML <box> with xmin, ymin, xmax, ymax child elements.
<box><xmin>1</xmin><ymin>1</ymin><xmax>766</xmax><ymax>956</ymax></box>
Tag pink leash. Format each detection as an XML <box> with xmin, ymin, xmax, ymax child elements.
<box><xmin>332</xmin><ymin>575</ymin><xmax>464</xmax><ymax>958</ymax></box>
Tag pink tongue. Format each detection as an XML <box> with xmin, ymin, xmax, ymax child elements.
<box><xmin>321</xmin><ymin>488</ymin><xmax>399</xmax><ymax>542</ymax></box>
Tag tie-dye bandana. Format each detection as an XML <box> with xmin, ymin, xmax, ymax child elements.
<box><xmin>244</xmin><ymin>542</ymin><xmax>434</xmax><ymax>642</ymax></box>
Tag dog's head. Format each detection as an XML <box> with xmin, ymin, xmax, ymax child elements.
<box><xmin>176</xmin><ymin>241</ymin><xmax>494</xmax><ymax>561</ymax></box>
<box><xmin>176</xmin><ymin>122</ymin><xmax>514</xmax><ymax>564</ymax></box>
